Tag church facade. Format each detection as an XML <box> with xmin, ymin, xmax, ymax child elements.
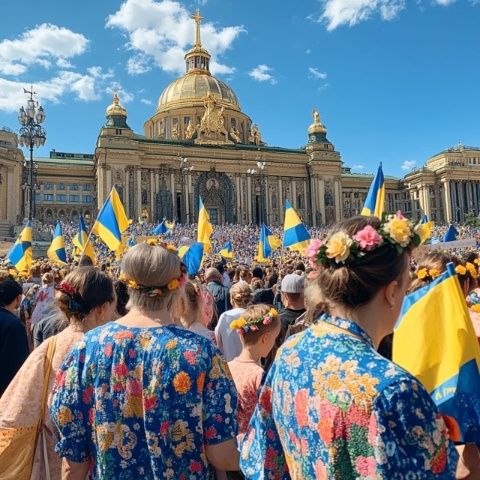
<box><xmin>2</xmin><ymin>11</ymin><xmax>480</xmax><ymax>230</ymax></box>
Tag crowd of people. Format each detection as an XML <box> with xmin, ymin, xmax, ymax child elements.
<box><xmin>0</xmin><ymin>215</ymin><xmax>480</xmax><ymax>478</ymax></box>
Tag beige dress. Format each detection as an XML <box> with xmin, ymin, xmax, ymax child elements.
<box><xmin>0</xmin><ymin>326</ymin><xmax>84</xmax><ymax>480</ymax></box>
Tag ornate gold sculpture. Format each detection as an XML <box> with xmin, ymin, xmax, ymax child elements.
<box><xmin>229</xmin><ymin>126</ymin><xmax>241</xmax><ymax>143</ymax></box>
<box><xmin>312</xmin><ymin>108</ymin><xmax>320</xmax><ymax>125</ymax></box>
<box><xmin>185</xmin><ymin>120</ymin><xmax>196</xmax><ymax>140</ymax></box>
<box><xmin>249</xmin><ymin>124</ymin><xmax>262</xmax><ymax>146</ymax></box>
<box><xmin>171</xmin><ymin>123</ymin><xmax>179</xmax><ymax>140</ymax></box>
<box><xmin>196</xmin><ymin>92</ymin><xmax>231</xmax><ymax>144</ymax></box>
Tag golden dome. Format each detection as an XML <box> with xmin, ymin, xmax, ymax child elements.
<box><xmin>308</xmin><ymin>109</ymin><xmax>327</xmax><ymax>134</ymax></box>
<box><xmin>106</xmin><ymin>93</ymin><xmax>127</xmax><ymax>117</ymax></box>
<box><xmin>157</xmin><ymin>73</ymin><xmax>241</xmax><ymax>113</ymax></box>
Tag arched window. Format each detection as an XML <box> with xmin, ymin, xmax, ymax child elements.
<box><xmin>297</xmin><ymin>194</ymin><xmax>304</xmax><ymax>209</ymax></box>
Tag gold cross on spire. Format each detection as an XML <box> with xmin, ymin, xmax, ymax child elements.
<box><xmin>191</xmin><ymin>8</ymin><xmax>203</xmax><ymax>47</ymax></box>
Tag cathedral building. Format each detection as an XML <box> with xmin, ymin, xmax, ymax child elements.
<box><xmin>1</xmin><ymin>11</ymin><xmax>479</xmax><ymax>230</ymax></box>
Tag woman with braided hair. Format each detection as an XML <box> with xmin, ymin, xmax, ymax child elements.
<box><xmin>0</xmin><ymin>267</ymin><xmax>115</xmax><ymax>480</ymax></box>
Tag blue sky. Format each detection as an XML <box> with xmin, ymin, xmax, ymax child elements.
<box><xmin>0</xmin><ymin>0</ymin><xmax>479</xmax><ymax>177</ymax></box>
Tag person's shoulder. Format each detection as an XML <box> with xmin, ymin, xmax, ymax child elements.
<box><xmin>0</xmin><ymin>309</ymin><xmax>23</xmax><ymax>331</ymax></box>
<box><xmin>170</xmin><ymin>325</ymin><xmax>218</xmax><ymax>353</ymax></box>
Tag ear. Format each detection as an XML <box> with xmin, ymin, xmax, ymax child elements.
<box><xmin>383</xmin><ymin>279</ymin><xmax>399</xmax><ymax>309</ymax></box>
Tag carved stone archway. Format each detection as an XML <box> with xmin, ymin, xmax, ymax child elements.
<box><xmin>194</xmin><ymin>170</ymin><xmax>235</xmax><ymax>224</ymax></box>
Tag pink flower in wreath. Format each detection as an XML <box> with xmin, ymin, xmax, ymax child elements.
<box><xmin>306</xmin><ymin>238</ymin><xmax>322</xmax><ymax>260</ymax></box>
<box><xmin>354</xmin><ymin>225</ymin><xmax>383</xmax><ymax>251</ymax></box>
<box><xmin>355</xmin><ymin>455</ymin><xmax>376</xmax><ymax>477</ymax></box>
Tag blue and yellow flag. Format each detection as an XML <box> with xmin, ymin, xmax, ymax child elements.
<box><xmin>219</xmin><ymin>241</ymin><xmax>234</xmax><ymax>260</ymax></box>
<box><xmin>393</xmin><ymin>263</ymin><xmax>480</xmax><ymax>443</ymax></box>
<box><xmin>361</xmin><ymin>163</ymin><xmax>385</xmax><ymax>218</ymax></box>
<box><xmin>256</xmin><ymin>223</ymin><xmax>281</xmax><ymax>262</ymax></box>
<box><xmin>47</xmin><ymin>222</ymin><xmax>67</xmax><ymax>265</ymax></box>
<box><xmin>443</xmin><ymin>224</ymin><xmax>457</xmax><ymax>242</ymax></box>
<box><xmin>152</xmin><ymin>221</ymin><xmax>169</xmax><ymax>235</ymax></box>
<box><xmin>92</xmin><ymin>187</ymin><xmax>129</xmax><ymax>252</ymax></box>
<box><xmin>165</xmin><ymin>220</ymin><xmax>175</xmax><ymax>230</ymax></box>
<box><xmin>73</xmin><ymin>215</ymin><xmax>96</xmax><ymax>264</ymax></box>
<box><xmin>197</xmin><ymin>198</ymin><xmax>213</xmax><ymax>253</ymax></box>
<box><xmin>178</xmin><ymin>242</ymin><xmax>204</xmax><ymax>276</ymax></box>
<box><xmin>7</xmin><ymin>221</ymin><xmax>32</xmax><ymax>273</ymax></box>
<box><xmin>283</xmin><ymin>200</ymin><xmax>310</xmax><ymax>253</ymax></box>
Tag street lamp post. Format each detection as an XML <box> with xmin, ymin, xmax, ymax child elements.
<box><xmin>179</xmin><ymin>156</ymin><xmax>194</xmax><ymax>224</ymax></box>
<box><xmin>247</xmin><ymin>161</ymin><xmax>266</xmax><ymax>225</ymax></box>
<box><xmin>18</xmin><ymin>86</ymin><xmax>46</xmax><ymax>222</ymax></box>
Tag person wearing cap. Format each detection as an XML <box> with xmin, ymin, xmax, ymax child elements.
<box><xmin>205</xmin><ymin>267</ymin><xmax>231</xmax><ymax>317</ymax></box>
<box><xmin>0</xmin><ymin>277</ymin><xmax>29</xmax><ymax>395</ymax></box>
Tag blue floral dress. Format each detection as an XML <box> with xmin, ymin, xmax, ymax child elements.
<box><xmin>240</xmin><ymin>314</ymin><xmax>458</xmax><ymax>479</ymax></box>
<box><xmin>51</xmin><ymin>322</ymin><xmax>238</xmax><ymax>480</ymax></box>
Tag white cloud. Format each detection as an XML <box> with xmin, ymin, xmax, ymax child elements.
<box><xmin>313</xmin><ymin>0</ymin><xmax>406</xmax><ymax>30</ymax></box>
<box><xmin>0</xmin><ymin>67</ymin><xmax>115</xmax><ymax>112</ymax></box>
<box><xmin>401</xmin><ymin>160</ymin><xmax>416</xmax><ymax>171</ymax></box>
<box><xmin>352</xmin><ymin>164</ymin><xmax>365</xmax><ymax>170</ymax></box>
<box><xmin>106</xmin><ymin>81</ymin><xmax>134</xmax><ymax>103</ymax></box>
<box><xmin>309</xmin><ymin>67</ymin><xmax>328</xmax><ymax>80</ymax></box>
<box><xmin>0</xmin><ymin>23</ymin><xmax>88</xmax><ymax>76</ymax></box>
<box><xmin>106</xmin><ymin>0</ymin><xmax>245</xmax><ymax>76</ymax></box>
<box><xmin>249</xmin><ymin>64</ymin><xmax>277</xmax><ymax>84</ymax></box>
<box><xmin>435</xmin><ymin>0</ymin><xmax>455</xmax><ymax>4</ymax></box>
<box><xmin>140</xmin><ymin>98</ymin><xmax>153</xmax><ymax>105</ymax></box>
<box><xmin>127</xmin><ymin>55</ymin><xmax>152</xmax><ymax>75</ymax></box>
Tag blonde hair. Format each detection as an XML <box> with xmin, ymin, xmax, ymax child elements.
<box><xmin>121</xmin><ymin>243</ymin><xmax>183</xmax><ymax>311</ymax></box>
<box><xmin>229</xmin><ymin>280</ymin><xmax>252</xmax><ymax>308</ymax></box>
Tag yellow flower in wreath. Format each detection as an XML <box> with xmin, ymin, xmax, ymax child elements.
<box><xmin>384</xmin><ymin>216</ymin><xmax>412</xmax><ymax>247</ymax></box>
<box><xmin>325</xmin><ymin>232</ymin><xmax>352</xmax><ymax>263</ymax></box>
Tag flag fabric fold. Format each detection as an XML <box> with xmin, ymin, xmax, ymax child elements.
<box><xmin>47</xmin><ymin>222</ymin><xmax>67</xmax><ymax>265</ymax></box>
<box><xmin>219</xmin><ymin>241</ymin><xmax>234</xmax><ymax>260</ymax></box>
<box><xmin>152</xmin><ymin>221</ymin><xmax>170</xmax><ymax>235</ymax></box>
<box><xmin>7</xmin><ymin>221</ymin><xmax>32</xmax><ymax>272</ymax></box>
<box><xmin>256</xmin><ymin>224</ymin><xmax>281</xmax><ymax>261</ymax></box>
<box><xmin>393</xmin><ymin>263</ymin><xmax>480</xmax><ymax>443</ymax></box>
<box><xmin>361</xmin><ymin>163</ymin><xmax>385</xmax><ymax>218</ymax></box>
<box><xmin>197</xmin><ymin>198</ymin><xmax>213</xmax><ymax>253</ymax></box>
<box><xmin>73</xmin><ymin>216</ymin><xmax>96</xmax><ymax>264</ymax></box>
<box><xmin>178</xmin><ymin>242</ymin><xmax>204</xmax><ymax>276</ymax></box>
<box><xmin>92</xmin><ymin>187</ymin><xmax>129</xmax><ymax>252</ymax></box>
<box><xmin>443</xmin><ymin>224</ymin><xmax>457</xmax><ymax>242</ymax></box>
<box><xmin>283</xmin><ymin>201</ymin><xmax>310</xmax><ymax>253</ymax></box>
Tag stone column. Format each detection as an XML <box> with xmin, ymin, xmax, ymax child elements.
<box><xmin>170</xmin><ymin>172</ymin><xmax>176</xmax><ymax>219</ymax></box>
<box><xmin>106</xmin><ymin>168</ymin><xmax>112</xmax><ymax>194</ymax></box>
<box><xmin>247</xmin><ymin>176</ymin><xmax>252</xmax><ymax>223</ymax></box>
<box><xmin>7</xmin><ymin>168</ymin><xmax>15</xmax><ymax>223</ymax></box>
<box><xmin>236</xmin><ymin>175</ymin><xmax>242</xmax><ymax>224</ymax></box>
<box><xmin>136</xmin><ymin>169</ymin><xmax>142</xmax><ymax>220</ymax></box>
<box><xmin>334</xmin><ymin>180</ymin><xmax>341</xmax><ymax>221</ymax></box>
<box><xmin>97</xmin><ymin>165</ymin><xmax>105</xmax><ymax>209</ymax></box>
<box><xmin>317</xmin><ymin>178</ymin><xmax>325</xmax><ymax>225</ymax></box>
<box><xmin>278</xmin><ymin>178</ymin><xmax>283</xmax><ymax>223</ymax></box>
<box><xmin>125</xmin><ymin>169</ymin><xmax>130</xmax><ymax>215</ymax></box>
<box><xmin>149</xmin><ymin>170</ymin><xmax>155</xmax><ymax>220</ymax></box>
<box><xmin>292</xmin><ymin>180</ymin><xmax>297</xmax><ymax>208</ymax></box>
<box><xmin>185</xmin><ymin>172</ymin><xmax>191</xmax><ymax>224</ymax></box>
<box><xmin>310</xmin><ymin>174</ymin><xmax>318</xmax><ymax>226</ymax></box>
<box><xmin>264</xmin><ymin>176</ymin><xmax>269</xmax><ymax>224</ymax></box>
<box><xmin>443</xmin><ymin>180</ymin><xmax>452</xmax><ymax>223</ymax></box>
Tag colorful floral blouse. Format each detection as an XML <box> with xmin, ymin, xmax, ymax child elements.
<box><xmin>240</xmin><ymin>314</ymin><xmax>458</xmax><ymax>479</ymax></box>
<box><xmin>51</xmin><ymin>322</ymin><xmax>238</xmax><ymax>480</ymax></box>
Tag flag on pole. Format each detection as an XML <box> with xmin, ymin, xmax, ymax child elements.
<box><xmin>283</xmin><ymin>200</ymin><xmax>310</xmax><ymax>253</ymax></box>
<box><xmin>165</xmin><ymin>220</ymin><xmax>175</xmax><ymax>230</ymax></box>
<box><xmin>219</xmin><ymin>241</ymin><xmax>234</xmax><ymax>260</ymax></box>
<box><xmin>73</xmin><ymin>215</ymin><xmax>96</xmax><ymax>264</ymax></box>
<box><xmin>443</xmin><ymin>224</ymin><xmax>457</xmax><ymax>242</ymax></box>
<box><xmin>47</xmin><ymin>222</ymin><xmax>67</xmax><ymax>265</ymax></box>
<box><xmin>152</xmin><ymin>221</ymin><xmax>169</xmax><ymax>235</ymax></box>
<box><xmin>393</xmin><ymin>263</ymin><xmax>480</xmax><ymax>443</ymax></box>
<box><xmin>178</xmin><ymin>242</ymin><xmax>204</xmax><ymax>276</ymax></box>
<box><xmin>7</xmin><ymin>221</ymin><xmax>32</xmax><ymax>273</ymax></box>
<box><xmin>197</xmin><ymin>198</ymin><xmax>213</xmax><ymax>253</ymax></box>
<box><xmin>92</xmin><ymin>187</ymin><xmax>129</xmax><ymax>252</ymax></box>
<box><xmin>361</xmin><ymin>163</ymin><xmax>385</xmax><ymax>218</ymax></box>
<box><xmin>256</xmin><ymin>223</ymin><xmax>281</xmax><ymax>261</ymax></box>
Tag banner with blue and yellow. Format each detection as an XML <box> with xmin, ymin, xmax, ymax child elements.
<box><xmin>47</xmin><ymin>222</ymin><xmax>67</xmax><ymax>265</ymax></box>
<box><xmin>283</xmin><ymin>200</ymin><xmax>310</xmax><ymax>253</ymax></box>
<box><xmin>197</xmin><ymin>198</ymin><xmax>213</xmax><ymax>253</ymax></box>
<box><xmin>393</xmin><ymin>263</ymin><xmax>480</xmax><ymax>442</ymax></box>
<box><xmin>361</xmin><ymin>163</ymin><xmax>385</xmax><ymax>218</ymax></box>
<box><xmin>92</xmin><ymin>187</ymin><xmax>129</xmax><ymax>252</ymax></box>
<box><xmin>7</xmin><ymin>221</ymin><xmax>32</xmax><ymax>273</ymax></box>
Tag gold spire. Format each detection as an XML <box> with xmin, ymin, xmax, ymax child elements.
<box><xmin>192</xmin><ymin>8</ymin><xmax>203</xmax><ymax>48</ymax></box>
<box><xmin>106</xmin><ymin>92</ymin><xmax>127</xmax><ymax>117</ymax></box>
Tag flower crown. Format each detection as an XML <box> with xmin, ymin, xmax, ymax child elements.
<box><xmin>230</xmin><ymin>307</ymin><xmax>279</xmax><ymax>335</ymax></box>
<box><xmin>119</xmin><ymin>264</ymin><xmax>187</xmax><ymax>298</ymax></box>
<box><xmin>416</xmin><ymin>268</ymin><xmax>441</xmax><ymax>281</ymax></box>
<box><xmin>56</xmin><ymin>281</ymin><xmax>89</xmax><ymax>314</ymax></box>
<box><xmin>307</xmin><ymin>212</ymin><xmax>430</xmax><ymax>268</ymax></box>
<box><xmin>145</xmin><ymin>238</ymin><xmax>177</xmax><ymax>254</ymax></box>
<box><xmin>455</xmin><ymin>262</ymin><xmax>479</xmax><ymax>280</ymax></box>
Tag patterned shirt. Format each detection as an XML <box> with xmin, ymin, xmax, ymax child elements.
<box><xmin>240</xmin><ymin>314</ymin><xmax>458</xmax><ymax>479</ymax></box>
<box><xmin>51</xmin><ymin>322</ymin><xmax>238</xmax><ymax>480</ymax></box>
